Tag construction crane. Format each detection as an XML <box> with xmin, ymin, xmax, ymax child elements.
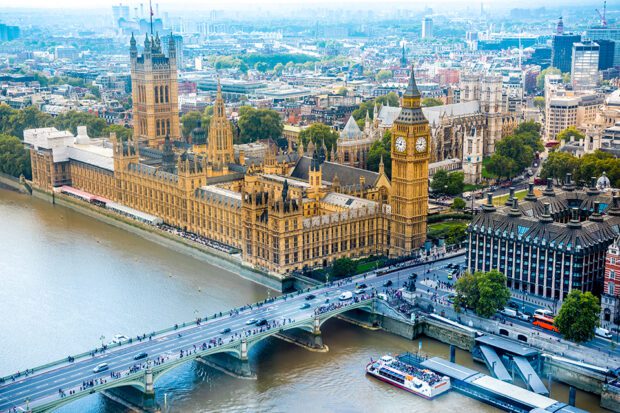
<box><xmin>595</xmin><ymin>1</ymin><xmax>607</xmax><ymax>28</ymax></box>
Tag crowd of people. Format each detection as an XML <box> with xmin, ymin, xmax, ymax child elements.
<box><xmin>158</xmin><ymin>223</ymin><xmax>234</xmax><ymax>253</ymax></box>
<box><xmin>388</xmin><ymin>359</ymin><xmax>444</xmax><ymax>386</ymax></box>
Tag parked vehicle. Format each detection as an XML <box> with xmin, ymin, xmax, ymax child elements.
<box><xmin>534</xmin><ymin>308</ymin><xmax>554</xmax><ymax>318</ymax></box>
<box><xmin>532</xmin><ymin>315</ymin><xmax>558</xmax><ymax>333</ymax></box>
<box><xmin>595</xmin><ymin>327</ymin><xmax>612</xmax><ymax>339</ymax></box>
<box><xmin>500</xmin><ymin>308</ymin><xmax>517</xmax><ymax>318</ymax></box>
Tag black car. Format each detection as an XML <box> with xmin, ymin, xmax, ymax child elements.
<box><xmin>383</xmin><ymin>280</ymin><xmax>393</xmax><ymax>287</ymax></box>
<box><xmin>255</xmin><ymin>319</ymin><xmax>268</xmax><ymax>326</ymax></box>
<box><xmin>220</xmin><ymin>327</ymin><xmax>231</xmax><ymax>334</ymax></box>
<box><xmin>305</xmin><ymin>294</ymin><xmax>316</xmax><ymax>301</ymax></box>
<box><xmin>507</xmin><ymin>302</ymin><xmax>519</xmax><ymax>310</ymax></box>
<box><xmin>357</xmin><ymin>283</ymin><xmax>368</xmax><ymax>289</ymax></box>
<box><xmin>134</xmin><ymin>352</ymin><xmax>148</xmax><ymax>360</ymax></box>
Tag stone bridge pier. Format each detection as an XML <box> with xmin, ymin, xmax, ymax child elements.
<box><xmin>198</xmin><ymin>339</ymin><xmax>255</xmax><ymax>379</ymax></box>
<box><xmin>275</xmin><ymin>316</ymin><xmax>327</xmax><ymax>352</ymax></box>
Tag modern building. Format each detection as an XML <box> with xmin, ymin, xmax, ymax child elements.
<box><xmin>0</xmin><ymin>23</ymin><xmax>20</xmax><ymax>41</ymax></box>
<box><xmin>163</xmin><ymin>34</ymin><xmax>184</xmax><ymax>69</ymax></box>
<box><xmin>54</xmin><ymin>46</ymin><xmax>79</xmax><ymax>61</ymax></box>
<box><xmin>571</xmin><ymin>41</ymin><xmax>600</xmax><ymax>90</ymax></box>
<box><xmin>467</xmin><ymin>178</ymin><xmax>620</xmax><ymax>302</ymax></box>
<box><xmin>552</xmin><ymin>33</ymin><xmax>581</xmax><ymax>73</ymax></box>
<box><xmin>130</xmin><ymin>32</ymin><xmax>181</xmax><ymax>147</ymax></box>
<box><xmin>545</xmin><ymin>91</ymin><xmax>604</xmax><ymax>141</ymax></box>
<box><xmin>422</xmin><ymin>17</ymin><xmax>433</xmax><ymax>40</ymax></box>
<box><xmin>585</xmin><ymin>26</ymin><xmax>620</xmax><ymax>66</ymax></box>
<box><xmin>601</xmin><ymin>238</ymin><xmax>620</xmax><ymax>330</ymax></box>
<box><xmin>596</xmin><ymin>39</ymin><xmax>616</xmax><ymax>71</ymax></box>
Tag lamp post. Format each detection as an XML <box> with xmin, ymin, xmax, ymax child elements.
<box><xmin>194</xmin><ymin>309</ymin><xmax>199</xmax><ymax>323</ymax></box>
<box><xmin>100</xmin><ymin>335</ymin><xmax>105</xmax><ymax>348</ymax></box>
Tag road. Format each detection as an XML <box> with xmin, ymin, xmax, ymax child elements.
<box><xmin>0</xmin><ymin>253</ymin><xmax>465</xmax><ymax>413</ymax></box>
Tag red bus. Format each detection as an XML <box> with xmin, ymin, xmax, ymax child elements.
<box><xmin>532</xmin><ymin>314</ymin><xmax>558</xmax><ymax>333</ymax></box>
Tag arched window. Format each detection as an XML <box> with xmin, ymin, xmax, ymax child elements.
<box><xmin>156</xmin><ymin>120</ymin><xmax>161</xmax><ymax>136</ymax></box>
<box><xmin>154</xmin><ymin>86</ymin><xmax>159</xmax><ymax>103</ymax></box>
<box><xmin>160</xmin><ymin>86</ymin><xmax>164</xmax><ymax>104</ymax></box>
<box><xmin>165</xmin><ymin>86</ymin><xmax>169</xmax><ymax>103</ymax></box>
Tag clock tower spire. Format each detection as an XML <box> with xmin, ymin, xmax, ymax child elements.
<box><xmin>390</xmin><ymin>64</ymin><xmax>429</xmax><ymax>256</ymax></box>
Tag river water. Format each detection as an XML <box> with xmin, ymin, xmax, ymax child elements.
<box><xmin>0</xmin><ymin>189</ymin><xmax>606</xmax><ymax>412</ymax></box>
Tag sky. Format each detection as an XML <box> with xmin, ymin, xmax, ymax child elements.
<box><xmin>0</xmin><ymin>0</ymin><xmax>599</xmax><ymax>10</ymax></box>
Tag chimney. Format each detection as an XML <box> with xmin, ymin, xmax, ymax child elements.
<box><xmin>505</xmin><ymin>186</ymin><xmax>516</xmax><ymax>206</ymax></box>
<box><xmin>539</xmin><ymin>202</ymin><xmax>554</xmax><ymax>223</ymax></box>
<box><xmin>524</xmin><ymin>183</ymin><xmax>537</xmax><ymax>202</ymax></box>
<box><xmin>567</xmin><ymin>207</ymin><xmax>582</xmax><ymax>228</ymax></box>
<box><xmin>483</xmin><ymin>192</ymin><xmax>496</xmax><ymax>212</ymax></box>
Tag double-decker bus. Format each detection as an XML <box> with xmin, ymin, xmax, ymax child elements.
<box><xmin>532</xmin><ymin>314</ymin><xmax>558</xmax><ymax>333</ymax></box>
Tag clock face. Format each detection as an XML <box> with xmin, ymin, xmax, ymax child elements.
<box><xmin>416</xmin><ymin>137</ymin><xmax>427</xmax><ymax>153</ymax></box>
<box><xmin>395</xmin><ymin>137</ymin><xmax>406</xmax><ymax>152</ymax></box>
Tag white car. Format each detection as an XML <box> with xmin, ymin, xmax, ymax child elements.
<box><xmin>595</xmin><ymin>327</ymin><xmax>612</xmax><ymax>339</ymax></box>
<box><xmin>93</xmin><ymin>363</ymin><xmax>109</xmax><ymax>373</ymax></box>
<box><xmin>245</xmin><ymin>318</ymin><xmax>258</xmax><ymax>325</ymax></box>
<box><xmin>112</xmin><ymin>334</ymin><xmax>129</xmax><ymax>344</ymax></box>
<box><xmin>339</xmin><ymin>292</ymin><xmax>353</xmax><ymax>301</ymax></box>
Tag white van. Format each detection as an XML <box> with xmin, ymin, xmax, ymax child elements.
<box><xmin>595</xmin><ymin>327</ymin><xmax>612</xmax><ymax>339</ymax></box>
<box><xmin>500</xmin><ymin>308</ymin><xmax>517</xmax><ymax>318</ymax></box>
<box><xmin>339</xmin><ymin>291</ymin><xmax>353</xmax><ymax>301</ymax></box>
<box><xmin>534</xmin><ymin>308</ymin><xmax>554</xmax><ymax>318</ymax></box>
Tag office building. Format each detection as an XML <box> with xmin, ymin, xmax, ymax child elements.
<box><xmin>586</xmin><ymin>26</ymin><xmax>620</xmax><ymax>66</ymax></box>
<box><xmin>571</xmin><ymin>41</ymin><xmax>600</xmax><ymax>90</ymax></box>
<box><xmin>596</xmin><ymin>39</ymin><xmax>616</xmax><ymax>71</ymax></box>
<box><xmin>552</xmin><ymin>32</ymin><xmax>581</xmax><ymax>73</ymax></box>
<box><xmin>422</xmin><ymin>17</ymin><xmax>433</xmax><ymax>40</ymax></box>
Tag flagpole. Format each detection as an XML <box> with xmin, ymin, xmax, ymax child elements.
<box><xmin>149</xmin><ymin>0</ymin><xmax>154</xmax><ymax>35</ymax></box>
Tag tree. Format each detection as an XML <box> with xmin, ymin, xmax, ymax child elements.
<box><xmin>181</xmin><ymin>111</ymin><xmax>203</xmax><ymax>139</ymax></box>
<box><xmin>422</xmin><ymin>97</ymin><xmax>443</xmax><ymax>107</ymax></box>
<box><xmin>557</xmin><ymin>126</ymin><xmax>585</xmax><ymax>142</ymax></box>
<box><xmin>540</xmin><ymin>151</ymin><xmax>580</xmax><ymax>182</ymax></box>
<box><xmin>495</xmin><ymin>134</ymin><xmax>534</xmax><ymax>172</ymax></box>
<box><xmin>536</xmin><ymin>67</ymin><xmax>561</xmax><ymax>89</ymax></box>
<box><xmin>485</xmin><ymin>154</ymin><xmax>517</xmax><ymax>180</ymax></box>
<box><xmin>332</xmin><ymin>257</ymin><xmax>357</xmax><ymax>279</ymax></box>
<box><xmin>0</xmin><ymin>134</ymin><xmax>31</xmax><ymax>179</ymax></box>
<box><xmin>299</xmin><ymin>123</ymin><xmax>338</xmax><ymax>152</ymax></box>
<box><xmin>367</xmin><ymin>131</ymin><xmax>392</xmax><ymax>178</ymax></box>
<box><xmin>104</xmin><ymin>124</ymin><xmax>132</xmax><ymax>141</ymax></box>
<box><xmin>352</xmin><ymin>92</ymin><xmax>400</xmax><ymax>122</ymax></box>
<box><xmin>555</xmin><ymin>290</ymin><xmax>600</xmax><ymax>343</ymax></box>
<box><xmin>273</xmin><ymin>63</ymin><xmax>284</xmax><ymax>76</ymax></box>
<box><xmin>0</xmin><ymin>104</ymin><xmax>17</xmax><ymax>136</ymax></box>
<box><xmin>452</xmin><ymin>197</ymin><xmax>466</xmax><ymax>210</ymax></box>
<box><xmin>431</xmin><ymin>170</ymin><xmax>449</xmax><ymax>193</ymax></box>
<box><xmin>336</xmin><ymin>86</ymin><xmax>349</xmax><ymax>96</ymax></box>
<box><xmin>238</xmin><ymin>108</ymin><xmax>283</xmax><ymax>143</ymax></box>
<box><xmin>533</xmin><ymin>97</ymin><xmax>545</xmax><ymax>110</ymax></box>
<box><xmin>8</xmin><ymin>106</ymin><xmax>53</xmax><ymax>139</ymax></box>
<box><xmin>375</xmin><ymin>69</ymin><xmax>392</xmax><ymax>82</ymax></box>
<box><xmin>454</xmin><ymin>270</ymin><xmax>510</xmax><ymax>318</ymax></box>
<box><xmin>52</xmin><ymin>111</ymin><xmax>107</xmax><ymax>137</ymax></box>
<box><xmin>431</xmin><ymin>170</ymin><xmax>463</xmax><ymax>195</ymax></box>
<box><xmin>254</xmin><ymin>62</ymin><xmax>269</xmax><ymax>73</ymax></box>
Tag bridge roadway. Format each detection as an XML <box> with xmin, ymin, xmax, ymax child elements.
<box><xmin>0</xmin><ymin>253</ymin><xmax>466</xmax><ymax>413</ymax></box>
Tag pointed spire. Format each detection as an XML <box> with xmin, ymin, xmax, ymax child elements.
<box><xmin>404</xmin><ymin>63</ymin><xmax>421</xmax><ymax>99</ymax></box>
<box><xmin>379</xmin><ymin>154</ymin><xmax>385</xmax><ymax>175</ymax></box>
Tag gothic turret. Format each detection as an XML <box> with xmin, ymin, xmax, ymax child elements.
<box><xmin>161</xmin><ymin>134</ymin><xmax>175</xmax><ymax>173</ymax></box>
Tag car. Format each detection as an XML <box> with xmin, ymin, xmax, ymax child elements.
<box><xmin>93</xmin><ymin>363</ymin><xmax>109</xmax><ymax>373</ymax></box>
<box><xmin>354</xmin><ymin>288</ymin><xmax>366</xmax><ymax>295</ymax></box>
<box><xmin>507</xmin><ymin>302</ymin><xmax>519</xmax><ymax>310</ymax></box>
<box><xmin>245</xmin><ymin>318</ymin><xmax>258</xmax><ymax>325</ymax></box>
<box><xmin>595</xmin><ymin>327</ymin><xmax>612</xmax><ymax>339</ymax></box>
<box><xmin>339</xmin><ymin>292</ymin><xmax>353</xmax><ymax>301</ymax></box>
<box><xmin>134</xmin><ymin>352</ymin><xmax>148</xmax><ymax>360</ymax></box>
<box><xmin>383</xmin><ymin>280</ymin><xmax>393</xmax><ymax>287</ymax></box>
<box><xmin>447</xmin><ymin>274</ymin><xmax>453</xmax><ymax>280</ymax></box>
<box><xmin>305</xmin><ymin>294</ymin><xmax>316</xmax><ymax>301</ymax></box>
<box><xmin>447</xmin><ymin>263</ymin><xmax>454</xmax><ymax>269</ymax></box>
<box><xmin>220</xmin><ymin>328</ymin><xmax>231</xmax><ymax>334</ymax></box>
<box><xmin>446</xmin><ymin>294</ymin><xmax>456</xmax><ymax>304</ymax></box>
<box><xmin>357</xmin><ymin>283</ymin><xmax>368</xmax><ymax>289</ymax></box>
<box><xmin>300</xmin><ymin>303</ymin><xmax>311</xmax><ymax>310</ymax></box>
<box><xmin>111</xmin><ymin>334</ymin><xmax>129</xmax><ymax>344</ymax></box>
<box><xmin>377</xmin><ymin>293</ymin><xmax>388</xmax><ymax>301</ymax></box>
<box><xmin>324</xmin><ymin>298</ymin><xmax>330</xmax><ymax>303</ymax></box>
<box><xmin>516</xmin><ymin>312</ymin><xmax>531</xmax><ymax>322</ymax></box>
<box><xmin>255</xmin><ymin>318</ymin><xmax>268</xmax><ymax>326</ymax></box>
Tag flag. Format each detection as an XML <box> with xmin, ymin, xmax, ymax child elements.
<box><xmin>149</xmin><ymin>0</ymin><xmax>154</xmax><ymax>17</ymax></box>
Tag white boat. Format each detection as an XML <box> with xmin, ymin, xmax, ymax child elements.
<box><xmin>366</xmin><ymin>355</ymin><xmax>451</xmax><ymax>399</ymax></box>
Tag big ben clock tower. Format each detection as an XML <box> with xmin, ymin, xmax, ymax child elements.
<box><xmin>390</xmin><ymin>65</ymin><xmax>430</xmax><ymax>256</ymax></box>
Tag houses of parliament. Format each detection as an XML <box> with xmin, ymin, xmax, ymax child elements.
<box><xmin>25</xmin><ymin>34</ymin><xmax>430</xmax><ymax>277</ymax></box>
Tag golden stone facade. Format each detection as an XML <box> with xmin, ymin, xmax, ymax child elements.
<box><xmin>26</xmin><ymin>59</ymin><xmax>429</xmax><ymax>277</ymax></box>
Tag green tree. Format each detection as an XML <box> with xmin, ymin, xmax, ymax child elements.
<box><xmin>557</xmin><ymin>126</ymin><xmax>585</xmax><ymax>142</ymax></box>
<box><xmin>103</xmin><ymin>124</ymin><xmax>132</xmax><ymax>141</ymax></box>
<box><xmin>431</xmin><ymin>170</ymin><xmax>449</xmax><ymax>193</ymax></box>
<box><xmin>536</xmin><ymin>67</ymin><xmax>561</xmax><ymax>89</ymax></box>
<box><xmin>447</xmin><ymin>171</ymin><xmax>465</xmax><ymax>195</ymax></box>
<box><xmin>254</xmin><ymin>62</ymin><xmax>269</xmax><ymax>73</ymax></box>
<box><xmin>238</xmin><ymin>108</ymin><xmax>283</xmax><ymax>143</ymax></box>
<box><xmin>452</xmin><ymin>197</ymin><xmax>466</xmax><ymax>210</ymax></box>
<box><xmin>299</xmin><ymin>123</ymin><xmax>338</xmax><ymax>152</ymax></box>
<box><xmin>367</xmin><ymin>131</ymin><xmax>392</xmax><ymax>178</ymax></box>
<box><xmin>496</xmin><ymin>134</ymin><xmax>534</xmax><ymax>172</ymax></box>
<box><xmin>562</xmin><ymin>72</ymin><xmax>571</xmax><ymax>83</ymax></box>
<box><xmin>0</xmin><ymin>104</ymin><xmax>17</xmax><ymax>136</ymax></box>
<box><xmin>485</xmin><ymin>154</ymin><xmax>517</xmax><ymax>180</ymax></box>
<box><xmin>454</xmin><ymin>270</ymin><xmax>510</xmax><ymax>318</ymax></box>
<box><xmin>422</xmin><ymin>97</ymin><xmax>443</xmax><ymax>107</ymax></box>
<box><xmin>352</xmin><ymin>92</ymin><xmax>400</xmax><ymax>121</ymax></box>
<box><xmin>336</xmin><ymin>86</ymin><xmax>349</xmax><ymax>96</ymax></box>
<box><xmin>181</xmin><ymin>111</ymin><xmax>203</xmax><ymax>139</ymax></box>
<box><xmin>533</xmin><ymin>97</ymin><xmax>545</xmax><ymax>110</ymax></box>
<box><xmin>332</xmin><ymin>257</ymin><xmax>357</xmax><ymax>279</ymax></box>
<box><xmin>0</xmin><ymin>134</ymin><xmax>31</xmax><ymax>179</ymax></box>
<box><xmin>555</xmin><ymin>290</ymin><xmax>600</xmax><ymax>343</ymax></box>
<box><xmin>8</xmin><ymin>106</ymin><xmax>53</xmax><ymax>139</ymax></box>
<box><xmin>52</xmin><ymin>111</ymin><xmax>107</xmax><ymax>137</ymax></box>
<box><xmin>540</xmin><ymin>151</ymin><xmax>580</xmax><ymax>182</ymax></box>
<box><xmin>375</xmin><ymin>69</ymin><xmax>392</xmax><ymax>82</ymax></box>
<box><xmin>273</xmin><ymin>63</ymin><xmax>284</xmax><ymax>76</ymax></box>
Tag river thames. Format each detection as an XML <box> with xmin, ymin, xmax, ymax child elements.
<box><xmin>0</xmin><ymin>188</ymin><xmax>606</xmax><ymax>412</ymax></box>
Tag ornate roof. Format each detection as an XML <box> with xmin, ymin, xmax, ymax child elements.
<box><xmin>340</xmin><ymin>116</ymin><xmax>363</xmax><ymax>140</ymax></box>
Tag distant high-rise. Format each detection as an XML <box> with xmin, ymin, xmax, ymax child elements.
<box><xmin>164</xmin><ymin>34</ymin><xmax>184</xmax><ymax>69</ymax></box>
<box><xmin>130</xmin><ymin>33</ymin><xmax>180</xmax><ymax>147</ymax></box>
<box><xmin>556</xmin><ymin>16</ymin><xmax>564</xmax><ymax>35</ymax></box>
<box><xmin>421</xmin><ymin>17</ymin><xmax>433</xmax><ymax>40</ymax></box>
<box><xmin>572</xmin><ymin>41</ymin><xmax>600</xmax><ymax>90</ymax></box>
<box><xmin>112</xmin><ymin>3</ymin><xmax>130</xmax><ymax>27</ymax></box>
<box><xmin>597</xmin><ymin>39</ymin><xmax>616</xmax><ymax>70</ymax></box>
<box><xmin>552</xmin><ymin>32</ymin><xmax>581</xmax><ymax>73</ymax></box>
<box><xmin>585</xmin><ymin>27</ymin><xmax>620</xmax><ymax>66</ymax></box>
<box><xmin>0</xmin><ymin>23</ymin><xmax>20</xmax><ymax>41</ymax></box>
